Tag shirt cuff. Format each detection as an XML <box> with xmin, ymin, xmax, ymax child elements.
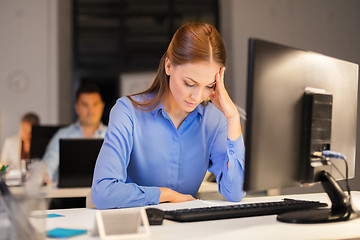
<box><xmin>141</xmin><ymin>186</ymin><xmax>161</xmax><ymax>206</ymax></box>
<box><xmin>226</xmin><ymin>134</ymin><xmax>245</xmax><ymax>168</ymax></box>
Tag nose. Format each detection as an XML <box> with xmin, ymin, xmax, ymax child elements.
<box><xmin>87</xmin><ymin>105</ymin><xmax>95</xmax><ymax>116</ymax></box>
<box><xmin>190</xmin><ymin>88</ymin><xmax>203</xmax><ymax>102</ymax></box>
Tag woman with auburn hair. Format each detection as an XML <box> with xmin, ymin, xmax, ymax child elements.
<box><xmin>91</xmin><ymin>22</ymin><xmax>246</xmax><ymax>209</ymax></box>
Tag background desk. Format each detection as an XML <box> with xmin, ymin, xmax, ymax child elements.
<box><xmin>34</xmin><ymin>191</ymin><xmax>360</xmax><ymax>240</ymax></box>
<box><xmin>9</xmin><ymin>186</ymin><xmax>90</xmax><ymax>198</ymax></box>
<box><xmin>10</xmin><ymin>181</ymin><xmax>217</xmax><ymax>203</ymax></box>
<box><xmin>10</xmin><ymin>186</ymin><xmax>91</xmax><ymax>209</ymax></box>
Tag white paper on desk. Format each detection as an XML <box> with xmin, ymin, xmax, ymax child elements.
<box><xmin>152</xmin><ymin>199</ymin><xmax>237</xmax><ymax>211</ymax></box>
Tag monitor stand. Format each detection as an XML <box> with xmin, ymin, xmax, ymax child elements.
<box><xmin>277</xmin><ymin>171</ymin><xmax>360</xmax><ymax>223</ymax></box>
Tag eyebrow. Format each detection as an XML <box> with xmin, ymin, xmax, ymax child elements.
<box><xmin>186</xmin><ymin>77</ymin><xmax>216</xmax><ymax>86</ymax></box>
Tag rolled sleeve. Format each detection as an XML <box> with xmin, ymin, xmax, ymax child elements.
<box><xmin>141</xmin><ymin>186</ymin><xmax>161</xmax><ymax>206</ymax></box>
<box><xmin>226</xmin><ymin>136</ymin><xmax>245</xmax><ymax>170</ymax></box>
<box><xmin>217</xmin><ymin>134</ymin><xmax>246</xmax><ymax>202</ymax></box>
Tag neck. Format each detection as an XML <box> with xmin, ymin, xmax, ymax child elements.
<box><xmin>22</xmin><ymin>139</ymin><xmax>31</xmax><ymax>153</ymax></box>
<box><xmin>81</xmin><ymin>123</ymin><xmax>100</xmax><ymax>138</ymax></box>
<box><xmin>163</xmin><ymin>93</ymin><xmax>188</xmax><ymax>129</ymax></box>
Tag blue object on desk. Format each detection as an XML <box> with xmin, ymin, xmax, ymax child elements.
<box><xmin>47</xmin><ymin>228</ymin><xmax>87</xmax><ymax>238</ymax></box>
<box><xmin>47</xmin><ymin>213</ymin><xmax>64</xmax><ymax>218</ymax></box>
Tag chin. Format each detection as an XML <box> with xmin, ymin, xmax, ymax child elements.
<box><xmin>182</xmin><ymin>105</ymin><xmax>197</xmax><ymax>113</ymax></box>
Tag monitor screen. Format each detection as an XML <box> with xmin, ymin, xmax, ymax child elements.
<box><xmin>30</xmin><ymin>125</ymin><xmax>63</xmax><ymax>159</ymax></box>
<box><xmin>243</xmin><ymin>39</ymin><xmax>359</xmax><ymax>223</ymax></box>
<box><xmin>58</xmin><ymin>138</ymin><xmax>103</xmax><ymax>188</ymax></box>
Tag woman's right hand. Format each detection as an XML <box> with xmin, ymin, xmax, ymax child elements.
<box><xmin>159</xmin><ymin>187</ymin><xmax>195</xmax><ymax>203</ymax></box>
<box><xmin>43</xmin><ymin>173</ymin><xmax>51</xmax><ymax>186</ymax></box>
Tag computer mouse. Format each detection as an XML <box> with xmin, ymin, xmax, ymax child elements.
<box><xmin>145</xmin><ymin>208</ymin><xmax>165</xmax><ymax>225</ymax></box>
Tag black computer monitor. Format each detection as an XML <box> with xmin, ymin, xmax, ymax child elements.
<box><xmin>30</xmin><ymin>125</ymin><xmax>64</xmax><ymax>159</ymax></box>
<box><xmin>58</xmin><ymin>138</ymin><xmax>103</xmax><ymax>188</ymax></box>
<box><xmin>244</xmin><ymin>38</ymin><xmax>359</xmax><ymax>223</ymax></box>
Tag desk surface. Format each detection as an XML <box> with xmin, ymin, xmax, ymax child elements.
<box><xmin>10</xmin><ymin>181</ymin><xmax>217</xmax><ymax>200</ymax></box>
<box><xmin>9</xmin><ymin>186</ymin><xmax>90</xmax><ymax>198</ymax></box>
<box><xmin>33</xmin><ymin>191</ymin><xmax>360</xmax><ymax>240</ymax></box>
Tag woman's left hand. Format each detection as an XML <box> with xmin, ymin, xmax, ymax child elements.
<box><xmin>209</xmin><ymin>67</ymin><xmax>242</xmax><ymax>141</ymax></box>
<box><xmin>209</xmin><ymin>67</ymin><xmax>239</xmax><ymax>120</ymax></box>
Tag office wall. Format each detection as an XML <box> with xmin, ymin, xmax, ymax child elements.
<box><xmin>0</xmin><ymin>0</ymin><xmax>72</xmax><ymax>148</ymax></box>
<box><xmin>220</xmin><ymin>0</ymin><xmax>360</xmax><ymax>192</ymax></box>
<box><xmin>1</xmin><ymin>0</ymin><xmax>359</xmax><ymax>191</ymax></box>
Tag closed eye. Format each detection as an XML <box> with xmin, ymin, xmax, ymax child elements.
<box><xmin>184</xmin><ymin>81</ymin><xmax>195</xmax><ymax>87</ymax></box>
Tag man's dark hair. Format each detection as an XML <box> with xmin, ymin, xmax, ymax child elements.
<box><xmin>75</xmin><ymin>83</ymin><xmax>103</xmax><ymax>102</ymax></box>
<box><xmin>21</xmin><ymin>112</ymin><xmax>40</xmax><ymax>125</ymax></box>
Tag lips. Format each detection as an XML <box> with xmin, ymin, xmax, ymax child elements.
<box><xmin>185</xmin><ymin>100</ymin><xmax>197</xmax><ymax>107</ymax></box>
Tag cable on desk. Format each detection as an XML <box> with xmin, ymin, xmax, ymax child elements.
<box><xmin>313</xmin><ymin>150</ymin><xmax>351</xmax><ymax>200</ymax></box>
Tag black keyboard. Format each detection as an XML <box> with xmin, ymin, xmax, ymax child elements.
<box><xmin>162</xmin><ymin>198</ymin><xmax>328</xmax><ymax>222</ymax></box>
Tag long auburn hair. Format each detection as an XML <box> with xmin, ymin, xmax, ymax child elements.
<box><xmin>128</xmin><ymin>22</ymin><xmax>226</xmax><ymax>110</ymax></box>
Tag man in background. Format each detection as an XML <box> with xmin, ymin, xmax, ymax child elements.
<box><xmin>43</xmin><ymin>84</ymin><xmax>107</xmax><ymax>185</ymax></box>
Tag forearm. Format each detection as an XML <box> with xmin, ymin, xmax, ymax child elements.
<box><xmin>226</xmin><ymin>113</ymin><xmax>241</xmax><ymax>141</ymax></box>
<box><xmin>43</xmin><ymin>151</ymin><xmax>59</xmax><ymax>182</ymax></box>
<box><xmin>218</xmin><ymin>156</ymin><xmax>246</xmax><ymax>202</ymax></box>
<box><xmin>211</xmin><ymin>136</ymin><xmax>246</xmax><ymax>202</ymax></box>
<box><xmin>159</xmin><ymin>187</ymin><xmax>195</xmax><ymax>203</ymax></box>
<box><xmin>92</xmin><ymin>179</ymin><xmax>161</xmax><ymax>209</ymax></box>
<box><xmin>159</xmin><ymin>187</ymin><xmax>173</xmax><ymax>202</ymax></box>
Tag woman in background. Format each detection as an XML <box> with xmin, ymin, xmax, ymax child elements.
<box><xmin>0</xmin><ymin>112</ymin><xmax>40</xmax><ymax>173</ymax></box>
<box><xmin>92</xmin><ymin>22</ymin><xmax>246</xmax><ymax>209</ymax></box>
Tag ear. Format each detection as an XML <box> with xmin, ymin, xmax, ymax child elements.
<box><xmin>164</xmin><ymin>57</ymin><xmax>172</xmax><ymax>76</ymax></box>
<box><xmin>74</xmin><ymin>102</ymin><xmax>80</xmax><ymax>115</ymax></box>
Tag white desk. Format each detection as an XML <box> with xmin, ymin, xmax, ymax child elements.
<box><xmin>10</xmin><ymin>181</ymin><xmax>217</xmax><ymax>200</ymax></box>
<box><xmin>33</xmin><ymin>191</ymin><xmax>360</xmax><ymax>240</ymax></box>
<box><xmin>9</xmin><ymin>186</ymin><xmax>90</xmax><ymax>198</ymax></box>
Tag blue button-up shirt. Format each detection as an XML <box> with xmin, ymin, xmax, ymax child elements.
<box><xmin>91</xmin><ymin>96</ymin><xmax>246</xmax><ymax>209</ymax></box>
<box><xmin>43</xmin><ymin>121</ymin><xmax>107</xmax><ymax>182</ymax></box>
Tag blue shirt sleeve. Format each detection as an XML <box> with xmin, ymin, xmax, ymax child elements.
<box><xmin>208</xmin><ymin>117</ymin><xmax>246</xmax><ymax>202</ymax></box>
<box><xmin>43</xmin><ymin>131</ymin><xmax>62</xmax><ymax>182</ymax></box>
<box><xmin>91</xmin><ymin>98</ymin><xmax>161</xmax><ymax>209</ymax></box>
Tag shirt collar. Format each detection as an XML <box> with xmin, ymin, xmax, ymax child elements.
<box><xmin>151</xmin><ymin>103</ymin><xmax>163</xmax><ymax>117</ymax></box>
<box><xmin>151</xmin><ymin>102</ymin><xmax>204</xmax><ymax>119</ymax></box>
<box><xmin>74</xmin><ymin>121</ymin><xmax>82</xmax><ymax>130</ymax></box>
<box><xmin>74</xmin><ymin>120</ymin><xmax>107</xmax><ymax>136</ymax></box>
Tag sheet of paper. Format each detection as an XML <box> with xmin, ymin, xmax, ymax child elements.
<box><xmin>151</xmin><ymin>199</ymin><xmax>239</xmax><ymax>211</ymax></box>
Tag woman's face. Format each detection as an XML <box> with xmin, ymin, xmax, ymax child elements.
<box><xmin>165</xmin><ymin>59</ymin><xmax>220</xmax><ymax>113</ymax></box>
<box><xmin>20</xmin><ymin>121</ymin><xmax>32</xmax><ymax>142</ymax></box>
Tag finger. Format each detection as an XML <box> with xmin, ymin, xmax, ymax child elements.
<box><xmin>218</xmin><ymin>67</ymin><xmax>226</xmax><ymax>88</ymax></box>
<box><xmin>220</xmin><ymin>67</ymin><xmax>225</xmax><ymax>81</ymax></box>
<box><xmin>220</xmin><ymin>67</ymin><xmax>226</xmax><ymax>77</ymax></box>
<box><xmin>213</xmin><ymin>73</ymin><xmax>219</xmax><ymax>93</ymax></box>
<box><xmin>215</xmin><ymin>71</ymin><xmax>221</xmax><ymax>83</ymax></box>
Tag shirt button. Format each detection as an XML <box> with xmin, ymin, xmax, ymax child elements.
<box><xmin>229</xmin><ymin>144</ymin><xmax>234</xmax><ymax>148</ymax></box>
<box><xmin>229</xmin><ymin>150</ymin><xmax>234</xmax><ymax>155</ymax></box>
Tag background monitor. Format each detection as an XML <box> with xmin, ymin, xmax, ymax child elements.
<box><xmin>30</xmin><ymin>125</ymin><xmax>63</xmax><ymax>159</ymax></box>
<box><xmin>244</xmin><ymin>38</ymin><xmax>359</xmax><ymax>223</ymax></box>
<box><xmin>58</xmin><ymin>138</ymin><xmax>103</xmax><ymax>188</ymax></box>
